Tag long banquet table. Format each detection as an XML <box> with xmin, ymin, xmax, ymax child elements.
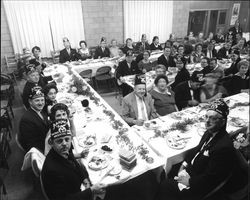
<box><xmin>43</xmin><ymin>63</ymin><xmax>165</xmax><ymax>186</ymax></box>
<box><xmin>123</xmin><ymin>59</ymin><xmax>233</xmax><ymax>91</ymax></box>
<box><xmin>44</xmin><ymin>61</ymin><xmax>249</xmax><ymax>185</ymax></box>
<box><xmin>132</xmin><ymin>92</ymin><xmax>249</xmax><ymax>173</ymax></box>
<box><xmin>66</xmin><ymin>50</ymin><xmax>163</xmax><ymax>77</ymax></box>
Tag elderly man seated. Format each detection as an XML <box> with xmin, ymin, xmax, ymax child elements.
<box><xmin>156</xmin><ymin>99</ymin><xmax>247</xmax><ymax>200</ymax></box>
<box><xmin>44</xmin><ymin>103</ymin><xmax>77</xmax><ymax>156</ymax></box>
<box><xmin>41</xmin><ymin>119</ymin><xmax>106</xmax><ymax>200</ymax></box>
<box><xmin>122</xmin><ymin>74</ymin><xmax>158</xmax><ymax>126</ymax></box>
<box><xmin>59</xmin><ymin>37</ymin><xmax>80</xmax><ymax>63</ymax></box>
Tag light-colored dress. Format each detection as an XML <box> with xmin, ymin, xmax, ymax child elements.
<box><xmin>109</xmin><ymin>46</ymin><xmax>119</xmax><ymax>58</ymax></box>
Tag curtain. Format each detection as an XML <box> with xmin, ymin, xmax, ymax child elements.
<box><xmin>48</xmin><ymin>1</ymin><xmax>85</xmax><ymax>51</ymax></box>
<box><xmin>3</xmin><ymin>0</ymin><xmax>85</xmax><ymax>57</ymax></box>
<box><xmin>123</xmin><ymin>1</ymin><xmax>173</xmax><ymax>44</ymax></box>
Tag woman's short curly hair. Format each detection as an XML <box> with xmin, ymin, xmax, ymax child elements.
<box><xmin>50</xmin><ymin>103</ymin><xmax>70</xmax><ymax>121</ymax></box>
<box><xmin>43</xmin><ymin>83</ymin><xmax>58</xmax><ymax>96</ymax></box>
<box><xmin>154</xmin><ymin>74</ymin><xmax>169</xmax><ymax>85</ymax></box>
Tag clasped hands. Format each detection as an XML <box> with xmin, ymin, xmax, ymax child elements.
<box><xmin>174</xmin><ymin>170</ymin><xmax>190</xmax><ymax>187</ymax></box>
<box><xmin>83</xmin><ymin>179</ymin><xmax>106</xmax><ymax>196</ymax></box>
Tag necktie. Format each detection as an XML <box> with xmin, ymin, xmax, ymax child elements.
<box><xmin>209</xmin><ymin>51</ymin><xmax>212</xmax><ymax>58</ymax></box>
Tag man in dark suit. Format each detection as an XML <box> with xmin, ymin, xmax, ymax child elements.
<box><xmin>174</xmin><ymin>71</ymin><xmax>203</xmax><ymax>110</ymax></box>
<box><xmin>171</xmin><ymin>58</ymin><xmax>190</xmax><ymax>91</ymax></box>
<box><xmin>203</xmin><ymin>43</ymin><xmax>217</xmax><ymax>59</ymax></box>
<box><xmin>59</xmin><ymin>37</ymin><xmax>80</xmax><ymax>63</ymax></box>
<box><xmin>156</xmin><ymin>99</ymin><xmax>247</xmax><ymax>200</ymax></box>
<box><xmin>224</xmin><ymin>49</ymin><xmax>241</xmax><ymax>76</ymax></box>
<box><xmin>41</xmin><ymin>119</ymin><xmax>105</xmax><ymax>200</ymax></box>
<box><xmin>19</xmin><ymin>86</ymin><xmax>50</xmax><ymax>152</ymax></box>
<box><xmin>115</xmin><ymin>51</ymin><xmax>141</xmax><ymax>96</ymax></box>
<box><xmin>94</xmin><ymin>38</ymin><xmax>111</xmax><ymax>59</ymax></box>
<box><xmin>217</xmin><ymin>42</ymin><xmax>232</xmax><ymax>60</ymax></box>
<box><xmin>157</xmin><ymin>46</ymin><xmax>176</xmax><ymax>70</ymax></box>
<box><xmin>22</xmin><ymin>64</ymin><xmax>47</xmax><ymax>109</ymax></box>
<box><xmin>135</xmin><ymin>34</ymin><xmax>151</xmax><ymax>53</ymax></box>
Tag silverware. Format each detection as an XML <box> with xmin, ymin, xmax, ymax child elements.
<box><xmin>158</xmin><ymin>117</ymin><xmax>165</xmax><ymax>122</ymax></box>
<box><xmin>99</xmin><ymin>166</ymin><xmax>114</xmax><ymax>182</ymax></box>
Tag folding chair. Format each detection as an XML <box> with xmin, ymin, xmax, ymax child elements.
<box><xmin>94</xmin><ymin>66</ymin><xmax>112</xmax><ymax>90</ymax></box>
<box><xmin>79</xmin><ymin>69</ymin><xmax>93</xmax><ymax>86</ymax></box>
<box><xmin>15</xmin><ymin>133</ymin><xmax>25</xmax><ymax>152</ymax></box>
<box><xmin>40</xmin><ymin>175</ymin><xmax>50</xmax><ymax>200</ymax></box>
<box><xmin>30</xmin><ymin>150</ymin><xmax>45</xmax><ymax>177</ymax></box>
<box><xmin>4</xmin><ymin>55</ymin><xmax>18</xmax><ymax>84</ymax></box>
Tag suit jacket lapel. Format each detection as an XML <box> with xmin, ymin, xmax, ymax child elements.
<box><xmin>51</xmin><ymin>149</ymin><xmax>81</xmax><ymax>175</ymax></box>
<box><xmin>185</xmin><ymin>82</ymin><xmax>192</xmax><ymax>100</ymax></box>
<box><xmin>29</xmin><ymin>108</ymin><xmax>48</xmax><ymax>126</ymax></box>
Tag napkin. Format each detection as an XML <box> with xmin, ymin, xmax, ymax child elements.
<box><xmin>177</xmin><ymin>170</ymin><xmax>190</xmax><ymax>191</ymax></box>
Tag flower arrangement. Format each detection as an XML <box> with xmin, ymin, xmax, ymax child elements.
<box><xmin>169</xmin><ymin>118</ymin><xmax>196</xmax><ymax>132</ymax></box>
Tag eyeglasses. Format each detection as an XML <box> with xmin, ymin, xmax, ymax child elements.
<box><xmin>205</xmin><ymin>115</ymin><xmax>223</xmax><ymax>121</ymax></box>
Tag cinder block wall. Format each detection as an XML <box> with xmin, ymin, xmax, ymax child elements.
<box><xmin>172</xmin><ymin>1</ymin><xmax>190</xmax><ymax>38</ymax></box>
<box><xmin>81</xmin><ymin>0</ymin><xmax>124</xmax><ymax>47</ymax></box>
<box><xmin>0</xmin><ymin>0</ymin><xmax>124</xmax><ymax>68</ymax></box>
<box><xmin>1</xmin><ymin>1</ymin><xmax>14</xmax><ymax>68</ymax></box>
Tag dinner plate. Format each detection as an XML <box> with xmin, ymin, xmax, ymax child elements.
<box><xmin>88</xmin><ymin>155</ymin><xmax>108</xmax><ymax>171</ymax></box>
<box><xmin>109</xmin><ymin>163</ymin><xmax>122</xmax><ymax>176</ymax></box>
<box><xmin>229</xmin><ymin>117</ymin><xmax>247</xmax><ymax>127</ymax></box>
<box><xmin>170</xmin><ymin>112</ymin><xmax>183</xmax><ymax>120</ymax></box>
<box><xmin>144</xmin><ymin>121</ymin><xmax>160</xmax><ymax>130</ymax></box>
<box><xmin>78</xmin><ymin>135</ymin><xmax>96</xmax><ymax>148</ymax></box>
<box><xmin>166</xmin><ymin>135</ymin><xmax>187</xmax><ymax>150</ymax></box>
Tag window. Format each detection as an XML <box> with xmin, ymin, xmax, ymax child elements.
<box><xmin>218</xmin><ymin>11</ymin><xmax>226</xmax><ymax>25</ymax></box>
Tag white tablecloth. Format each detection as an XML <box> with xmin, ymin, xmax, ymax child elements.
<box><xmin>46</xmin><ymin>64</ymin><xmax>165</xmax><ymax>186</ymax></box>
<box><xmin>57</xmin><ymin>51</ymin><xmax>163</xmax><ymax>77</ymax></box>
<box><xmin>133</xmin><ymin>92</ymin><xmax>249</xmax><ymax>173</ymax></box>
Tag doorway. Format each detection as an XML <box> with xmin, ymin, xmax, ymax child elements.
<box><xmin>208</xmin><ymin>10</ymin><xmax>218</xmax><ymax>35</ymax></box>
<box><xmin>188</xmin><ymin>9</ymin><xmax>228</xmax><ymax>37</ymax></box>
<box><xmin>188</xmin><ymin>11</ymin><xmax>208</xmax><ymax>36</ymax></box>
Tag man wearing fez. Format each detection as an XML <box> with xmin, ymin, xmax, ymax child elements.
<box><xmin>22</xmin><ymin>64</ymin><xmax>47</xmax><ymax>109</ymax></box>
<box><xmin>174</xmin><ymin>71</ymin><xmax>203</xmax><ymax>110</ymax></box>
<box><xmin>59</xmin><ymin>37</ymin><xmax>80</xmax><ymax>63</ymax></box>
<box><xmin>122</xmin><ymin>74</ymin><xmax>158</xmax><ymax>126</ymax></box>
<box><xmin>41</xmin><ymin>119</ymin><xmax>106</xmax><ymax>200</ymax></box>
<box><xmin>94</xmin><ymin>37</ymin><xmax>111</xmax><ymax>59</ymax></box>
<box><xmin>156</xmin><ymin>99</ymin><xmax>247</xmax><ymax>200</ymax></box>
<box><xmin>115</xmin><ymin>50</ymin><xmax>141</xmax><ymax>96</ymax></box>
<box><xmin>19</xmin><ymin>86</ymin><xmax>49</xmax><ymax>152</ymax></box>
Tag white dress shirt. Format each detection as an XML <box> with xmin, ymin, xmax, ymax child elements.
<box><xmin>188</xmin><ymin>81</ymin><xmax>194</xmax><ymax>100</ymax></box>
